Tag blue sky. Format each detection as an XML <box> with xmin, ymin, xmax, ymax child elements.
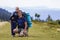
<box><xmin>0</xmin><ymin>0</ymin><xmax>60</xmax><ymax>8</ymax></box>
<box><xmin>0</xmin><ymin>0</ymin><xmax>60</xmax><ymax>20</ymax></box>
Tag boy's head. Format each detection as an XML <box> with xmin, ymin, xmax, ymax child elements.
<box><xmin>17</xmin><ymin>10</ymin><xmax>23</xmax><ymax>17</ymax></box>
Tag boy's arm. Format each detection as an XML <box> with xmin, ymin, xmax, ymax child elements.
<box><xmin>24</xmin><ymin>22</ymin><xmax>27</xmax><ymax>31</ymax></box>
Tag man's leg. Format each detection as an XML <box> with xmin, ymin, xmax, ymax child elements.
<box><xmin>11</xmin><ymin>22</ymin><xmax>16</xmax><ymax>37</ymax></box>
<box><xmin>11</xmin><ymin>27</ymin><xmax>15</xmax><ymax>36</ymax></box>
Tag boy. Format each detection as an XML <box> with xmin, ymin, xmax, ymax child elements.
<box><xmin>17</xmin><ymin>10</ymin><xmax>28</xmax><ymax>37</ymax></box>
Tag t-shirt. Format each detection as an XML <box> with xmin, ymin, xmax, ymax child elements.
<box><xmin>17</xmin><ymin>17</ymin><xmax>27</xmax><ymax>28</ymax></box>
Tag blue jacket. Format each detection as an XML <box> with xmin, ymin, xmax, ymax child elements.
<box><xmin>10</xmin><ymin>12</ymin><xmax>18</xmax><ymax>22</ymax></box>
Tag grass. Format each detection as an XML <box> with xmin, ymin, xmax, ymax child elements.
<box><xmin>0</xmin><ymin>21</ymin><xmax>60</xmax><ymax>40</ymax></box>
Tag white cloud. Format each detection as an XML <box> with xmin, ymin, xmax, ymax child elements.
<box><xmin>0</xmin><ymin>0</ymin><xmax>60</xmax><ymax>8</ymax></box>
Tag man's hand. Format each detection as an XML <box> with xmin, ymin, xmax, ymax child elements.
<box><xmin>12</xmin><ymin>17</ymin><xmax>14</xmax><ymax>19</ymax></box>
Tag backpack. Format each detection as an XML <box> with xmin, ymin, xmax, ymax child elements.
<box><xmin>22</xmin><ymin>12</ymin><xmax>32</xmax><ymax>28</ymax></box>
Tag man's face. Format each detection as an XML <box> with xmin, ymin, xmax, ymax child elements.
<box><xmin>16</xmin><ymin>7</ymin><xmax>19</xmax><ymax>12</ymax></box>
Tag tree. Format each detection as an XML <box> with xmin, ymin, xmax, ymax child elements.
<box><xmin>35</xmin><ymin>13</ymin><xmax>40</xmax><ymax>21</ymax></box>
<box><xmin>46</xmin><ymin>15</ymin><xmax>52</xmax><ymax>22</ymax></box>
<box><xmin>31</xmin><ymin>16</ymin><xmax>33</xmax><ymax>21</ymax></box>
<box><xmin>56</xmin><ymin>20</ymin><xmax>60</xmax><ymax>25</ymax></box>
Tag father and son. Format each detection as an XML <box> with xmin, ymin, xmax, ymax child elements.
<box><xmin>10</xmin><ymin>7</ymin><xmax>32</xmax><ymax>37</ymax></box>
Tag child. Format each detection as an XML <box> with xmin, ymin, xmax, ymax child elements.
<box><xmin>17</xmin><ymin>11</ymin><xmax>28</xmax><ymax>37</ymax></box>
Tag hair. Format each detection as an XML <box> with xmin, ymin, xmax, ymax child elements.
<box><xmin>17</xmin><ymin>10</ymin><xmax>23</xmax><ymax>17</ymax></box>
<box><xmin>16</xmin><ymin>7</ymin><xmax>19</xmax><ymax>10</ymax></box>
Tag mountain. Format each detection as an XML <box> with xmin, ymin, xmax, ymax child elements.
<box><xmin>2</xmin><ymin>7</ymin><xmax>60</xmax><ymax>20</ymax></box>
<box><xmin>0</xmin><ymin>8</ymin><xmax>11</xmax><ymax>21</ymax></box>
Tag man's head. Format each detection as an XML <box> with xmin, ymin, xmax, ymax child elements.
<box><xmin>15</xmin><ymin>7</ymin><xmax>23</xmax><ymax>17</ymax></box>
<box><xmin>16</xmin><ymin>7</ymin><xmax>19</xmax><ymax>12</ymax></box>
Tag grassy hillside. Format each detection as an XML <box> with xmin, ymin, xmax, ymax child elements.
<box><xmin>0</xmin><ymin>22</ymin><xmax>60</xmax><ymax>40</ymax></box>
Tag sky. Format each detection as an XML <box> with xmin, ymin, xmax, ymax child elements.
<box><xmin>0</xmin><ymin>0</ymin><xmax>60</xmax><ymax>20</ymax></box>
<box><xmin>0</xmin><ymin>0</ymin><xmax>60</xmax><ymax>9</ymax></box>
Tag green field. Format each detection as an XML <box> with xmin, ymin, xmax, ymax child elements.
<box><xmin>0</xmin><ymin>22</ymin><xmax>60</xmax><ymax>40</ymax></box>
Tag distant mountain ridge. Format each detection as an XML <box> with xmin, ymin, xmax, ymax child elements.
<box><xmin>0</xmin><ymin>8</ymin><xmax>11</xmax><ymax>21</ymax></box>
<box><xmin>1</xmin><ymin>7</ymin><xmax>60</xmax><ymax>20</ymax></box>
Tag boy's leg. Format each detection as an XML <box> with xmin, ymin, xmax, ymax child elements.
<box><xmin>23</xmin><ymin>31</ymin><xmax>28</xmax><ymax>37</ymax></box>
<box><xmin>18</xmin><ymin>28</ymin><xmax>25</xmax><ymax>37</ymax></box>
<box><xmin>23</xmin><ymin>27</ymin><xmax>29</xmax><ymax>37</ymax></box>
<box><xmin>18</xmin><ymin>28</ymin><xmax>28</xmax><ymax>37</ymax></box>
<box><xmin>27</xmin><ymin>27</ymin><xmax>29</xmax><ymax>32</ymax></box>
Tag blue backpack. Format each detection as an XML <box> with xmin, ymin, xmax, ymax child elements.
<box><xmin>22</xmin><ymin>12</ymin><xmax>32</xmax><ymax>28</ymax></box>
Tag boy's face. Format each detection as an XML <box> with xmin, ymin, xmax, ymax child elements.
<box><xmin>17</xmin><ymin>11</ymin><xmax>22</xmax><ymax>17</ymax></box>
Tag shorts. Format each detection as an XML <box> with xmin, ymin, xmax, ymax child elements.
<box><xmin>18</xmin><ymin>28</ymin><xmax>24</xmax><ymax>34</ymax></box>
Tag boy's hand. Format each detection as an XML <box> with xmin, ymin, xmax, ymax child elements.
<box><xmin>23</xmin><ymin>29</ymin><xmax>27</xmax><ymax>34</ymax></box>
<box><xmin>24</xmin><ymin>29</ymin><xmax>26</xmax><ymax>32</ymax></box>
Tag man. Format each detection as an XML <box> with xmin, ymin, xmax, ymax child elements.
<box><xmin>10</xmin><ymin>7</ymin><xmax>19</xmax><ymax>37</ymax></box>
